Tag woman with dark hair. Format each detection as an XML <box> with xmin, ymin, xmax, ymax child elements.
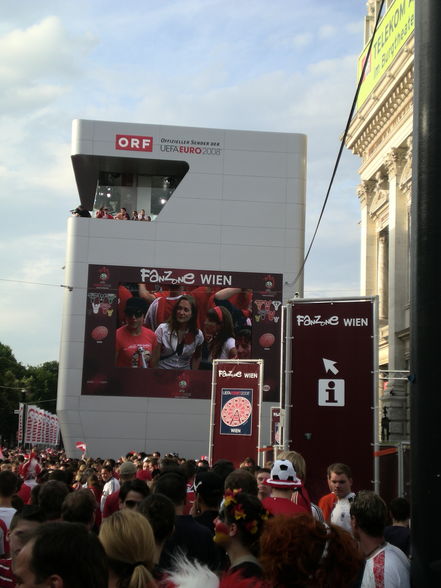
<box><xmin>214</xmin><ymin>489</ymin><xmax>269</xmax><ymax>581</ymax></box>
<box><xmin>259</xmin><ymin>513</ymin><xmax>364</xmax><ymax>587</ymax></box>
<box><xmin>201</xmin><ymin>306</ymin><xmax>237</xmax><ymax>369</ymax></box>
<box><xmin>155</xmin><ymin>295</ymin><xmax>203</xmax><ymax>370</ymax></box>
<box><xmin>115</xmin><ymin>207</ymin><xmax>130</xmax><ymax>220</ymax></box>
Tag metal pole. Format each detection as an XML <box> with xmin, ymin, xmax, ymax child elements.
<box><xmin>398</xmin><ymin>442</ymin><xmax>403</xmax><ymax>498</ymax></box>
<box><xmin>410</xmin><ymin>1</ymin><xmax>441</xmax><ymax>584</ymax></box>
<box><xmin>279</xmin><ymin>304</ymin><xmax>286</xmax><ymax>453</ymax></box>
<box><xmin>208</xmin><ymin>365</ymin><xmax>217</xmax><ymax>466</ymax></box>
<box><xmin>372</xmin><ymin>296</ymin><xmax>380</xmax><ymax>494</ymax></box>
<box><xmin>257</xmin><ymin>360</ymin><xmax>264</xmax><ymax>467</ymax></box>
<box><xmin>283</xmin><ymin>304</ymin><xmax>293</xmax><ymax>450</ymax></box>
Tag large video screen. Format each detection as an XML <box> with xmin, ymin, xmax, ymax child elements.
<box><xmin>83</xmin><ymin>265</ymin><xmax>282</xmax><ymax>402</ymax></box>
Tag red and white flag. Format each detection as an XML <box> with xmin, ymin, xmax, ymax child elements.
<box><xmin>76</xmin><ymin>441</ymin><xmax>87</xmax><ymax>455</ymax></box>
<box><xmin>22</xmin><ymin>451</ymin><xmax>41</xmax><ymax>480</ymax></box>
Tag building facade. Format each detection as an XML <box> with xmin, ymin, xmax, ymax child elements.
<box><xmin>346</xmin><ymin>0</ymin><xmax>414</xmax><ymax>441</ymax></box>
<box><xmin>58</xmin><ymin>119</ymin><xmax>307</xmax><ymax>457</ymax></box>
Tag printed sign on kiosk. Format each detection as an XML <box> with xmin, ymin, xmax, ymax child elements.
<box><xmin>287</xmin><ymin>299</ymin><xmax>377</xmax><ymax>501</ymax></box>
<box><xmin>209</xmin><ymin>360</ymin><xmax>263</xmax><ymax>467</ymax></box>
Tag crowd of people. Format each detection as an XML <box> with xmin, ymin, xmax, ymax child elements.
<box><xmin>0</xmin><ymin>447</ymin><xmax>411</xmax><ymax>587</ymax></box>
<box><xmin>96</xmin><ymin>207</ymin><xmax>153</xmax><ymax>221</ymax></box>
<box><xmin>72</xmin><ymin>205</ymin><xmax>153</xmax><ymax>221</ymax></box>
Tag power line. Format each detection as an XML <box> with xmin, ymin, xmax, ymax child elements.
<box><xmin>0</xmin><ymin>278</ymin><xmax>73</xmax><ymax>291</ymax></box>
<box><xmin>289</xmin><ymin>0</ymin><xmax>386</xmax><ymax>289</ymax></box>
<box><xmin>22</xmin><ymin>398</ymin><xmax>57</xmax><ymax>405</ymax></box>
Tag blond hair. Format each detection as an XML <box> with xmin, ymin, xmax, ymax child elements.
<box><xmin>277</xmin><ymin>450</ymin><xmax>306</xmax><ymax>481</ymax></box>
<box><xmin>99</xmin><ymin>509</ymin><xmax>156</xmax><ymax>588</ymax></box>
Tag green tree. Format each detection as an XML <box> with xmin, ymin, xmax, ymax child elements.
<box><xmin>0</xmin><ymin>344</ymin><xmax>25</xmax><ymax>444</ymax></box>
<box><xmin>0</xmin><ymin>343</ymin><xmax>58</xmax><ymax>445</ymax></box>
<box><xmin>24</xmin><ymin>361</ymin><xmax>58</xmax><ymax>413</ymax></box>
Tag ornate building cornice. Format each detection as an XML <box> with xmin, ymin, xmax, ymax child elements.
<box><xmin>345</xmin><ymin>32</ymin><xmax>414</xmax><ymax>163</ymax></box>
<box><xmin>349</xmin><ymin>67</ymin><xmax>413</xmax><ymax>160</ymax></box>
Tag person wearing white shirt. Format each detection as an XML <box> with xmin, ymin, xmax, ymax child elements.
<box><xmin>350</xmin><ymin>490</ymin><xmax>410</xmax><ymax>588</ymax></box>
<box><xmin>100</xmin><ymin>466</ymin><xmax>120</xmax><ymax>513</ymax></box>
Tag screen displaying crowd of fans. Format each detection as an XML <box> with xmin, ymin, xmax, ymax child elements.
<box><xmin>83</xmin><ymin>265</ymin><xmax>281</xmax><ymax>400</ymax></box>
<box><xmin>115</xmin><ymin>283</ymin><xmax>253</xmax><ymax>371</ymax></box>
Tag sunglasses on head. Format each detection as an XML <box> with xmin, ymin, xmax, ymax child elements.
<box><xmin>126</xmin><ymin>310</ymin><xmax>143</xmax><ymax>318</ymax></box>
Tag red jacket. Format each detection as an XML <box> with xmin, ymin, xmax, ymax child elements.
<box><xmin>318</xmin><ymin>492</ymin><xmax>337</xmax><ymax>521</ymax></box>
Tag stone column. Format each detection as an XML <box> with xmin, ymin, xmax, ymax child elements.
<box><xmin>372</xmin><ymin>170</ymin><xmax>390</xmax><ymax>325</ymax></box>
<box><xmin>378</xmin><ymin>231</ymin><xmax>389</xmax><ymax>323</ymax></box>
<box><xmin>364</xmin><ymin>0</ymin><xmax>383</xmax><ymax>44</ymax></box>
<box><xmin>383</xmin><ymin>146</ymin><xmax>409</xmax><ymax>439</ymax></box>
<box><xmin>357</xmin><ymin>180</ymin><xmax>376</xmax><ymax>295</ymax></box>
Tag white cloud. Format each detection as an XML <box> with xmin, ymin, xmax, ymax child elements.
<box><xmin>0</xmin><ymin>16</ymin><xmax>96</xmax><ymax>113</ymax></box>
<box><xmin>346</xmin><ymin>20</ymin><xmax>364</xmax><ymax>35</ymax></box>
<box><xmin>0</xmin><ymin>232</ymin><xmax>66</xmax><ymax>365</ymax></box>
<box><xmin>0</xmin><ymin>0</ymin><xmax>368</xmax><ymax>364</ymax></box>
<box><xmin>318</xmin><ymin>25</ymin><xmax>336</xmax><ymax>39</ymax></box>
<box><xmin>292</xmin><ymin>33</ymin><xmax>313</xmax><ymax>48</ymax></box>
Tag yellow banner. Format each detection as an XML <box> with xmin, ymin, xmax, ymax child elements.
<box><xmin>357</xmin><ymin>0</ymin><xmax>414</xmax><ymax>108</ymax></box>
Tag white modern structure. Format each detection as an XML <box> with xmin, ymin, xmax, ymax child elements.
<box><xmin>58</xmin><ymin>119</ymin><xmax>307</xmax><ymax>458</ymax></box>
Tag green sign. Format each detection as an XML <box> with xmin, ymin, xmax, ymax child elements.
<box><xmin>357</xmin><ymin>0</ymin><xmax>414</xmax><ymax>108</ymax></box>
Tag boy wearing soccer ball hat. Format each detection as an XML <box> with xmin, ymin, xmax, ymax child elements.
<box><xmin>261</xmin><ymin>459</ymin><xmax>310</xmax><ymax>517</ymax></box>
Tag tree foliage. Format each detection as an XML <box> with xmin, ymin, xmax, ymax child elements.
<box><xmin>0</xmin><ymin>343</ymin><xmax>58</xmax><ymax>445</ymax></box>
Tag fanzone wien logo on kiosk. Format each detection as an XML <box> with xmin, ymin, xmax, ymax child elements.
<box><xmin>115</xmin><ymin>134</ymin><xmax>153</xmax><ymax>152</ymax></box>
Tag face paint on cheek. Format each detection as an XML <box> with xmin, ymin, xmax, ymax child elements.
<box><xmin>213</xmin><ymin>519</ymin><xmax>230</xmax><ymax>544</ymax></box>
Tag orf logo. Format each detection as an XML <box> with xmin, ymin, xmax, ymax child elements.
<box><xmin>115</xmin><ymin>134</ymin><xmax>153</xmax><ymax>152</ymax></box>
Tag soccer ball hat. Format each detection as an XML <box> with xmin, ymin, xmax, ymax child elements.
<box><xmin>266</xmin><ymin>459</ymin><xmax>302</xmax><ymax>488</ymax></box>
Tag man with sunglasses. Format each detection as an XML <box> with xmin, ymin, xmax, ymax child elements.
<box><xmin>115</xmin><ymin>298</ymin><xmax>159</xmax><ymax>368</ymax></box>
<box><xmin>103</xmin><ymin>461</ymin><xmax>139</xmax><ymax>519</ymax></box>
<box><xmin>119</xmin><ymin>479</ymin><xmax>149</xmax><ymax>510</ymax></box>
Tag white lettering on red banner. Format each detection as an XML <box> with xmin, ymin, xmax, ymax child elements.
<box><xmin>218</xmin><ymin>370</ymin><xmax>242</xmax><ymax>378</ymax></box>
<box><xmin>115</xmin><ymin>135</ymin><xmax>153</xmax><ymax>152</ymax></box>
<box><xmin>139</xmin><ymin>268</ymin><xmax>232</xmax><ymax>287</ymax></box>
<box><xmin>296</xmin><ymin>314</ymin><xmax>339</xmax><ymax>326</ymax></box>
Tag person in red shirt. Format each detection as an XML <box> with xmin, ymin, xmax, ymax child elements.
<box><xmin>0</xmin><ymin>505</ymin><xmax>45</xmax><ymax>588</ymax></box>
<box><xmin>261</xmin><ymin>459</ymin><xmax>310</xmax><ymax>517</ymax></box>
<box><xmin>136</xmin><ymin>459</ymin><xmax>152</xmax><ymax>483</ymax></box>
<box><xmin>15</xmin><ymin>481</ymin><xmax>30</xmax><ymax>507</ymax></box>
<box><xmin>117</xmin><ymin>285</ymin><xmax>132</xmax><ymax>324</ymax></box>
<box><xmin>277</xmin><ymin>449</ymin><xmax>323</xmax><ymax>518</ymax></box>
<box><xmin>102</xmin><ymin>461</ymin><xmax>139</xmax><ymax>519</ymax></box>
<box><xmin>115</xmin><ymin>298</ymin><xmax>158</xmax><ymax>368</ymax></box>
<box><xmin>318</xmin><ymin>463</ymin><xmax>355</xmax><ymax>532</ymax></box>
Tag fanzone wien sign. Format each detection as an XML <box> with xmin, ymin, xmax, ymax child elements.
<box><xmin>209</xmin><ymin>360</ymin><xmax>263</xmax><ymax>467</ymax></box>
<box><xmin>288</xmin><ymin>299</ymin><xmax>376</xmax><ymax>500</ymax></box>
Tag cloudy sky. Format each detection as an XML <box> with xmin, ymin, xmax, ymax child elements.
<box><xmin>0</xmin><ymin>0</ymin><xmax>368</xmax><ymax>366</ymax></box>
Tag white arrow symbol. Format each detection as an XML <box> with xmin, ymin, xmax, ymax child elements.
<box><xmin>323</xmin><ymin>358</ymin><xmax>339</xmax><ymax>375</ymax></box>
